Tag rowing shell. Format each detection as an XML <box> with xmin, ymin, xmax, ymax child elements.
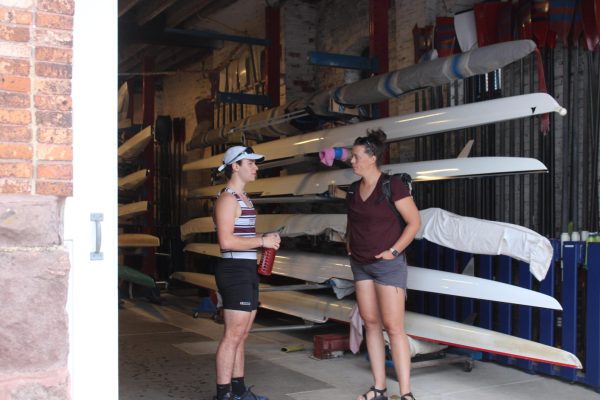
<box><xmin>119</xmin><ymin>169</ymin><xmax>149</xmax><ymax>191</ymax></box>
<box><xmin>118</xmin><ymin>234</ymin><xmax>160</xmax><ymax>248</ymax></box>
<box><xmin>118</xmin><ymin>125</ymin><xmax>152</xmax><ymax>162</ymax></box>
<box><xmin>171</xmin><ymin>271</ymin><xmax>581</xmax><ymax>369</ymax></box>
<box><xmin>180</xmin><ymin>214</ymin><xmax>346</xmax><ymax>240</ymax></box>
<box><xmin>187</xmin><ymin>157</ymin><xmax>547</xmax><ymax>199</ymax></box>
<box><xmin>179</xmin><ymin>208</ymin><xmax>553</xmax><ymax>281</ymax></box>
<box><xmin>188</xmin><ymin>40</ymin><xmax>537</xmax><ymax>148</ymax></box>
<box><xmin>118</xmin><ymin>201</ymin><xmax>148</xmax><ymax>219</ymax></box>
<box><xmin>183</xmin><ymin>243</ymin><xmax>560</xmax><ymax>310</ymax></box>
<box><xmin>183</xmin><ymin>93</ymin><xmax>565</xmax><ymax>171</ymax></box>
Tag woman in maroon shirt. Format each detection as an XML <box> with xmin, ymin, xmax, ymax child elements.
<box><xmin>346</xmin><ymin>130</ymin><xmax>421</xmax><ymax>400</ymax></box>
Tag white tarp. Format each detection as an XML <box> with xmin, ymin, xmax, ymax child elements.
<box><xmin>182</xmin><ymin>208</ymin><xmax>554</xmax><ymax>281</ymax></box>
<box><xmin>417</xmin><ymin>208</ymin><xmax>553</xmax><ymax>281</ymax></box>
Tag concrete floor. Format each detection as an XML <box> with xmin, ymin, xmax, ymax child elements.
<box><xmin>119</xmin><ymin>294</ymin><xmax>598</xmax><ymax>400</ymax></box>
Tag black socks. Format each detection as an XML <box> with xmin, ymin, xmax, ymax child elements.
<box><xmin>231</xmin><ymin>377</ymin><xmax>246</xmax><ymax>396</ymax></box>
<box><xmin>216</xmin><ymin>383</ymin><xmax>231</xmax><ymax>400</ymax></box>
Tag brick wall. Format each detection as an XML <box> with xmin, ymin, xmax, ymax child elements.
<box><xmin>0</xmin><ymin>0</ymin><xmax>73</xmax><ymax>398</ymax></box>
<box><xmin>0</xmin><ymin>0</ymin><xmax>73</xmax><ymax>196</ymax></box>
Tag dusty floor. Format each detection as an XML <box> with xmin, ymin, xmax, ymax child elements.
<box><xmin>119</xmin><ymin>294</ymin><xmax>598</xmax><ymax>400</ymax></box>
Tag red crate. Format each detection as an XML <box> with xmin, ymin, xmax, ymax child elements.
<box><xmin>313</xmin><ymin>333</ymin><xmax>350</xmax><ymax>359</ymax></box>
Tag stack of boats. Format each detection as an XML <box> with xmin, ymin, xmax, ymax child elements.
<box><xmin>118</xmin><ymin>125</ymin><xmax>160</xmax><ymax>287</ymax></box>
<box><xmin>174</xmin><ymin>40</ymin><xmax>581</xmax><ymax>369</ymax></box>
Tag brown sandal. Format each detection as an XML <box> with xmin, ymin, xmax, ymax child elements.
<box><xmin>360</xmin><ymin>386</ymin><xmax>387</xmax><ymax>400</ymax></box>
<box><xmin>400</xmin><ymin>392</ymin><xmax>415</xmax><ymax>400</ymax></box>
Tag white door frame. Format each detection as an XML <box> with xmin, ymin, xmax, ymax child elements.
<box><xmin>66</xmin><ymin>1</ymin><xmax>118</xmax><ymax>398</ymax></box>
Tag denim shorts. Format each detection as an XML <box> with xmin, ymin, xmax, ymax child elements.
<box><xmin>350</xmin><ymin>253</ymin><xmax>408</xmax><ymax>289</ymax></box>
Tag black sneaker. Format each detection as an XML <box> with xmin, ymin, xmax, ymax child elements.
<box><xmin>232</xmin><ymin>386</ymin><xmax>268</xmax><ymax>400</ymax></box>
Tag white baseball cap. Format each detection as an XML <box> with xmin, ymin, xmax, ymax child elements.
<box><xmin>218</xmin><ymin>145</ymin><xmax>265</xmax><ymax>172</ymax></box>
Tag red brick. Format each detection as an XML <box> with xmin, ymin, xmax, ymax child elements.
<box><xmin>0</xmin><ymin>58</ymin><xmax>29</xmax><ymax>75</ymax></box>
<box><xmin>36</xmin><ymin>180</ymin><xmax>72</xmax><ymax>196</ymax></box>
<box><xmin>0</xmin><ymin>91</ymin><xmax>29</xmax><ymax>108</ymax></box>
<box><xmin>34</xmin><ymin>95</ymin><xmax>71</xmax><ymax>111</ymax></box>
<box><xmin>35</xmin><ymin>111</ymin><xmax>71</xmax><ymax>127</ymax></box>
<box><xmin>35</xmin><ymin>47</ymin><xmax>72</xmax><ymax>63</ymax></box>
<box><xmin>35</xmin><ymin>28</ymin><xmax>72</xmax><ymax>47</ymax></box>
<box><xmin>38</xmin><ymin>0</ymin><xmax>75</xmax><ymax>16</ymax></box>
<box><xmin>36</xmin><ymin>12</ymin><xmax>73</xmax><ymax>29</ymax></box>
<box><xmin>0</xmin><ymin>162</ymin><xmax>32</xmax><ymax>178</ymax></box>
<box><xmin>37</xmin><ymin>127</ymin><xmax>71</xmax><ymax>144</ymax></box>
<box><xmin>0</xmin><ymin>143</ymin><xmax>32</xmax><ymax>159</ymax></box>
<box><xmin>0</xmin><ymin>25</ymin><xmax>29</xmax><ymax>42</ymax></box>
<box><xmin>0</xmin><ymin>177</ymin><xmax>30</xmax><ymax>193</ymax></box>
<box><xmin>0</xmin><ymin>109</ymin><xmax>31</xmax><ymax>125</ymax></box>
<box><xmin>0</xmin><ymin>125</ymin><xmax>30</xmax><ymax>141</ymax></box>
<box><xmin>34</xmin><ymin>78</ymin><xmax>71</xmax><ymax>95</ymax></box>
<box><xmin>37</xmin><ymin>144</ymin><xmax>72</xmax><ymax>161</ymax></box>
<box><xmin>0</xmin><ymin>8</ymin><xmax>33</xmax><ymax>25</ymax></box>
<box><xmin>36</xmin><ymin>62</ymin><xmax>71</xmax><ymax>79</ymax></box>
<box><xmin>0</xmin><ymin>75</ymin><xmax>30</xmax><ymax>92</ymax></box>
<box><xmin>37</xmin><ymin>163</ymin><xmax>71</xmax><ymax>179</ymax></box>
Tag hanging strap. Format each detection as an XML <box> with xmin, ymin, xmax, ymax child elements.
<box><xmin>534</xmin><ymin>47</ymin><xmax>550</xmax><ymax>134</ymax></box>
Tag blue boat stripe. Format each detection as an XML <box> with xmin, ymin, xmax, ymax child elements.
<box><xmin>333</xmin><ymin>87</ymin><xmax>342</xmax><ymax>104</ymax></box>
<box><xmin>383</xmin><ymin>73</ymin><xmax>399</xmax><ymax>97</ymax></box>
<box><xmin>451</xmin><ymin>55</ymin><xmax>464</xmax><ymax>79</ymax></box>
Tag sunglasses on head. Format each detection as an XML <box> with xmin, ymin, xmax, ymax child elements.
<box><xmin>354</xmin><ymin>137</ymin><xmax>377</xmax><ymax>154</ymax></box>
<box><xmin>229</xmin><ymin>146</ymin><xmax>255</xmax><ymax>164</ymax></box>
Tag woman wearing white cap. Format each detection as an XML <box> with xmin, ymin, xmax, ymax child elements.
<box><xmin>212</xmin><ymin>146</ymin><xmax>280</xmax><ymax>400</ymax></box>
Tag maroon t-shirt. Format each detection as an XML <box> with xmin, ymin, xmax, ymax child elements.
<box><xmin>346</xmin><ymin>174</ymin><xmax>411</xmax><ymax>265</ymax></box>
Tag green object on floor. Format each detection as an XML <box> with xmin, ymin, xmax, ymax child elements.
<box><xmin>118</xmin><ymin>265</ymin><xmax>155</xmax><ymax>288</ymax></box>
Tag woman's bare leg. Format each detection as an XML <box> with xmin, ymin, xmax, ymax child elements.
<box><xmin>376</xmin><ymin>284</ymin><xmax>411</xmax><ymax>395</ymax></box>
<box><xmin>355</xmin><ymin>279</ymin><xmax>386</xmax><ymax>400</ymax></box>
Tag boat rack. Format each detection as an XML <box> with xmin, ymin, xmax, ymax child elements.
<box><xmin>385</xmin><ymin>349</ymin><xmax>480</xmax><ymax>374</ymax></box>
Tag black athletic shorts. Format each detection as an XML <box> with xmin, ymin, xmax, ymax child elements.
<box><xmin>214</xmin><ymin>258</ymin><xmax>259</xmax><ymax>312</ymax></box>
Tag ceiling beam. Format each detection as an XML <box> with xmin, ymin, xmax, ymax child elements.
<box><xmin>120</xmin><ymin>24</ymin><xmax>224</xmax><ymax>49</ymax></box>
<box><xmin>166</xmin><ymin>0</ymin><xmax>238</xmax><ymax>27</ymax></box>
<box><xmin>165</xmin><ymin>0</ymin><xmax>216</xmax><ymax>27</ymax></box>
<box><xmin>135</xmin><ymin>0</ymin><xmax>179</xmax><ymax>26</ymax></box>
<box><xmin>165</xmin><ymin>28</ymin><xmax>270</xmax><ymax>46</ymax></box>
<box><xmin>118</xmin><ymin>0</ymin><xmax>143</xmax><ymax>17</ymax></box>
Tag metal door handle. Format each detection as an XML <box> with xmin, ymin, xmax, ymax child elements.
<box><xmin>90</xmin><ymin>213</ymin><xmax>104</xmax><ymax>261</ymax></box>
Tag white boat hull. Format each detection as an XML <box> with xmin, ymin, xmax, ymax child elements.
<box><xmin>183</xmin><ymin>93</ymin><xmax>565</xmax><ymax>171</ymax></box>
<box><xmin>118</xmin><ymin>201</ymin><xmax>148</xmax><ymax>219</ymax></box>
<box><xmin>188</xmin><ymin>157</ymin><xmax>547</xmax><ymax>199</ymax></box>
<box><xmin>180</xmin><ymin>214</ymin><xmax>346</xmax><ymax>240</ymax></box>
<box><xmin>118</xmin><ymin>125</ymin><xmax>152</xmax><ymax>162</ymax></box>
<box><xmin>182</xmin><ymin>244</ymin><xmax>561</xmax><ymax>310</ymax></box>
<box><xmin>180</xmin><ymin>209</ymin><xmax>553</xmax><ymax>280</ymax></box>
<box><xmin>171</xmin><ymin>271</ymin><xmax>581</xmax><ymax>369</ymax></box>
<box><xmin>119</xmin><ymin>233</ymin><xmax>160</xmax><ymax>248</ymax></box>
<box><xmin>118</xmin><ymin>169</ymin><xmax>149</xmax><ymax>191</ymax></box>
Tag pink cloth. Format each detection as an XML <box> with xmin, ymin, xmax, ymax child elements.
<box><xmin>349</xmin><ymin>304</ymin><xmax>364</xmax><ymax>354</ymax></box>
<box><xmin>319</xmin><ymin>147</ymin><xmax>350</xmax><ymax>166</ymax></box>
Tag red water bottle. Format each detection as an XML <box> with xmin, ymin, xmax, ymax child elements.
<box><xmin>257</xmin><ymin>247</ymin><xmax>276</xmax><ymax>276</ymax></box>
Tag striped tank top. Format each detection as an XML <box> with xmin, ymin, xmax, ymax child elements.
<box><xmin>218</xmin><ymin>187</ymin><xmax>257</xmax><ymax>260</ymax></box>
